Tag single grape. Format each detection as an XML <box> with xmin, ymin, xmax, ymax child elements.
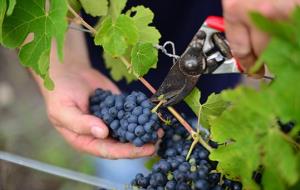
<box><xmin>135</xmin><ymin>125</ymin><xmax>146</xmax><ymax>136</ymax></box>
<box><xmin>138</xmin><ymin>114</ymin><xmax>149</xmax><ymax>125</ymax></box>
<box><xmin>195</xmin><ymin>179</ymin><xmax>209</xmax><ymax>190</ymax></box>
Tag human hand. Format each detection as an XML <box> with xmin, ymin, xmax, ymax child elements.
<box><xmin>222</xmin><ymin>0</ymin><xmax>300</xmax><ymax>76</ymax></box>
<box><xmin>41</xmin><ymin>68</ymin><xmax>156</xmax><ymax>159</ymax></box>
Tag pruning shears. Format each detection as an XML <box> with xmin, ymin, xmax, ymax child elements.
<box><xmin>151</xmin><ymin>16</ymin><xmax>244</xmax><ymax>107</ymax></box>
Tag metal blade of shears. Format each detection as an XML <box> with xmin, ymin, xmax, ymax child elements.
<box><xmin>151</xmin><ymin>30</ymin><xmax>208</xmax><ymax>107</ymax></box>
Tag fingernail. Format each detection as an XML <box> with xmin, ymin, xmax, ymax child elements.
<box><xmin>91</xmin><ymin>126</ymin><xmax>106</xmax><ymax>138</ymax></box>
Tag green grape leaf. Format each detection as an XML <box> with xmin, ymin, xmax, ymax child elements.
<box><xmin>144</xmin><ymin>156</ymin><xmax>160</xmax><ymax>171</ymax></box>
<box><xmin>131</xmin><ymin>42</ymin><xmax>158</xmax><ymax>76</ymax></box>
<box><xmin>103</xmin><ymin>52</ymin><xmax>136</xmax><ymax>83</ymax></box>
<box><xmin>139</xmin><ymin>26</ymin><xmax>161</xmax><ymax>45</ymax></box>
<box><xmin>44</xmin><ymin>74</ymin><xmax>54</xmax><ymax>91</ymax></box>
<box><xmin>79</xmin><ymin>0</ymin><xmax>108</xmax><ymax>17</ymax></box>
<box><xmin>128</xmin><ymin>6</ymin><xmax>161</xmax><ymax>44</ymax></box>
<box><xmin>200</xmin><ymin>93</ymin><xmax>229</xmax><ymax>129</ymax></box>
<box><xmin>95</xmin><ymin>15</ymin><xmax>138</xmax><ymax>56</ymax></box>
<box><xmin>0</xmin><ymin>0</ymin><xmax>6</xmax><ymax>43</ymax></box>
<box><xmin>116</xmin><ymin>15</ymin><xmax>139</xmax><ymax>45</ymax></box>
<box><xmin>250</xmin><ymin>12</ymin><xmax>294</xmax><ymax>42</ymax></box>
<box><xmin>109</xmin><ymin>0</ymin><xmax>127</xmax><ymax>20</ymax></box>
<box><xmin>184</xmin><ymin>89</ymin><xmax>228</xmax><ymax>129</ymax></box>
<box><xmin>262</xmin><ymin>131</ymin><xmax>299</xmax><ymax>189</ymax></box>
<box><xmin>6</xmin><ymin>0</ymin><xmax>16</xmax><ymax>15</ymax></box>
<box><xmin>128</xmin><ymin>6</ymin><xmax>153</xmax><ymax>28</ymax></box>
<box><xmin>38</xmin><ymin>49</ymin><xmax>50</xmax><ymax>75</ymax></box>
<box><xmin>184</xmin><ymin>87</ymin><xmax>202</xmax><ymax>116</ymax></box>
<box><xmin>210</xmin><ymin>9</ymin><xmax>300</xmax><ymax>190</ymax></box>
<box><xmin>2</xmin><ymin>0</ymin><xmax>68</xmax><ymax>89</ymax></box>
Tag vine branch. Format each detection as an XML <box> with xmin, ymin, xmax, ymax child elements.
<box><xmin>67</xmin><ymin>5</ymin><xmax>212</xmax><ymax>151</ymax></box>
<box><xmin>67</xmin><ymin>4</ymin><xmax>97</xmax><ymax>35</ymax></box>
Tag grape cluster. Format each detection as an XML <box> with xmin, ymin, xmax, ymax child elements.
<box><xmin>89</xmin><ymin>89</ymin><xmax>161</xmax><ymax>147</ymax></box>
<box><xmin>131</xmin><ymin>117</ymin><xmax>242</xmax><ymax>190</ymax></box>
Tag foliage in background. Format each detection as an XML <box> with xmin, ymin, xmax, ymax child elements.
<box><xmin>207</xmin><ymin>8</ymin><xmax>300</xmax><ymax>190</ymax></box>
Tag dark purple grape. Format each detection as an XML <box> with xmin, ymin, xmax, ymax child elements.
<box><xmin>128</xmin><ymin>123</ymin><xmax>137</xmax><ymax>133</ymax></box>
<box><xmin>128</xmin><ymin>115</ymin><xmax>138</xmax><ymax>123</ymax></box>
<box><xmin>133</xmin><ymin>138</ymin><xmax>144</xmax><ymax>147</ymax></box>
<box><xmin>104</xmin><ymin>96</ymin><xmax>114</xmax><ymax>107</ymax></box>
<box><xmin>177</xmin><ymin>182</ymin><xmax>191</xmax><ymax>190</ymax></box>
<box><xmin>138</xmin><ymin>114</ymin><xmax>149</xmax><ymax>125</ymax></box>
<box><xmin>195</xmin><ymin>179</ymin><xmax>209</xmax><ymax>190</ymax></box>
<box><xmin>132</xmin><ymin>106</ymin><xmax>143</xmax><ymax>116</ymax></box>
<box><xmin>126</xmin><ymin>132</ymin><xmax>135</xmax><ymax>141</ymax></box>
<box><xmin>141</xmin><ymin>134</ymin><xmax>151</xmax><ymax>142</ymax></box>
<box><xmin>108</xmin><ymin>107</ymin><xmax>118</xmax><ymax>117</ymax></box>
<box><xmin>141</xmin><ymin>100</ymin><xmax>153</xmax><ymax>108</ymax></box>
<box><xmin>117</xmin><ymin>110</ymin><xmax>125</xmax><ymax>119</ymax></box>
<box><xmin>110</xmin><ymin>120</ymin><xmax>120</xmax><ymax>130</ymax></box>
<box><xmin>178</xmin><ymin>162</ymin><xmax>190</xmax><ymax>173</ymax></box>
<box><xmin>135</xmin><ymin>125</ymin><xmax>146</xmax><ymax>136</ymax></box>
<box><xmin>124</xmin><ymin>100</ymin><xmax>136</xmax><ymax>112</ymax></box>
<box><xmin>165</xmin><ymin>180</ymin><xmax>176</xmax><ymax>190</ymax></box>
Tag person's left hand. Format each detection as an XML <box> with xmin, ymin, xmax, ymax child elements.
<box><xmin>40</xmin><ymin>67</ymin><xmax>156</xmax><ymax>159</ymax></box>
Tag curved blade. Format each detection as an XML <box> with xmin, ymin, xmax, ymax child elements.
<box><xmin>151</xmin><ymin>53</ymin><xmax>206</xmax><ymax>107</ymax></box>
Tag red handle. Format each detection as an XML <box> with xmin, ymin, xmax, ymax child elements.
<box><xmin>205</xmin><ymin>16</ymin><xmax>225</xmax><ymax>32</ymax></box>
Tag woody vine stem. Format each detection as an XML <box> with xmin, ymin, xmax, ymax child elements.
<box><xmin>67</xmin><ymin>5</ymin><xmax>212</xmax><ymax>152</ymax></box>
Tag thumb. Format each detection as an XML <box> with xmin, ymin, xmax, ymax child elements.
<box><xmin>56</xmin><ymin>106</ymin><xmax>109</xmax><ymax>138</ymax></box>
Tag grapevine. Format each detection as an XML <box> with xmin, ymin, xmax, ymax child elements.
<box><xmin>0</xmin><ymin>1</ymin><xmax>299</xmax><ymax>190</ymax></box>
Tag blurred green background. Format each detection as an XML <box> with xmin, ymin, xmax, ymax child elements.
<box><xmin>0</xmin><ymin>47</ymin><xmax>96</xmax><ymax>190</ymax></box>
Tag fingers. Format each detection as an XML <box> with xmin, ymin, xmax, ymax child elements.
<box><xmin>50</xmin><ymin>105</ymin><xmax>109</xmax><ymax>138</ymax></box>
<box><xmin>56</xmin><ymin>127</ymin><xmax>156</xmax><ymax>159</ymax></box>
<box><xmin>224</xmin><ymin>20</ymin><xmax>256</xmax><ymax>72</ymax></box>
<box><xmin>223</xmin><ymin>0</ymin><xmax>266</xmax><ymax>76</ymax></box>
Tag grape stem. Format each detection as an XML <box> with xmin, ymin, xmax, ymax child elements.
<box><xmin>67</xmin><ymin>4</ymin><xmax>97</xmax><ymax>35</ymax></box>
<box><xmin>278</xmin><ymin>129</ymin><xmax>300</xmax><ymax>149</ymax></box>
<box><xmin>67</xmin><ymin>6</ymin><xmax>213</xmax><ymax>151</ymax></box>
<box><xmin>151</xmin><ymin>100</ymin><xmax>165</xmax><ymax>113</ymax></box>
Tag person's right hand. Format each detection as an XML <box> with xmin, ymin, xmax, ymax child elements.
<box><xmin>40</xmin><ymin>67</ymin><xmax>156</xmax><ymax>159</ymax></box>
<box><xmin>222</xmin><ymin>0</ymin><xmax>300</xmax><ymax>76</ymax></box>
